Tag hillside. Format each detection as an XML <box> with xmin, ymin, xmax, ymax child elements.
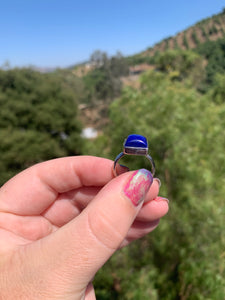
<box><xmin>76</xmin><ymin>9</ymin><xmax>225</xmax><ymax>134</ymax></box>
<box><xmin>130</xmin><ymin>9</ymin><xmax>225</xmax><ymax>63</ymax></box>
<box><xmin>73</xmin><ymin>10</ymin><xmax>225</xmax><ymax>76</ymax></box>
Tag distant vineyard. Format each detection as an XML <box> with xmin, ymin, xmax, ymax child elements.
<box><xmin>138</xmin><ymin>9</ymin><xmax>225</xmax><ymax>59</ymax></box>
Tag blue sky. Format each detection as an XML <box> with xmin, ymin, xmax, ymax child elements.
<box><xmin>0</xmin><ymin>0</ymin><xmax>224</xmax><ymax>68</ymax></box>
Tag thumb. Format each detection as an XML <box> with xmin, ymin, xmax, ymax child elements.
<box><xmin>32</xmin><ymin>169</ymin><xmax>152</xmax><ymax>294</ymax></box>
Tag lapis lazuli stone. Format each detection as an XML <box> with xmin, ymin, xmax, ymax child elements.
<box><xmin>124</xmin><ymin>134</ymin><xmax>148</xmax><ymax>148</ymax></box>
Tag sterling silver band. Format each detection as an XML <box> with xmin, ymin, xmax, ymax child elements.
<box><xmin>113</xmin><ymin>152</ymin><xmax>155</xmax><ymax>177</ymax></box>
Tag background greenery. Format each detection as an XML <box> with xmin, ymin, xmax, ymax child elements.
<box><xmin>0</xmin><ymin>36</ymin><xmax>224</xmax><ymax>299</ymax></box>
<box><xmin>0</xmin><ymin>68</ymin><xmax>83</xmax><ymax>183</ymax></box>
<box><xmin>82</xmin><ymin>40</ymin><xmax>225</xmax><ymax>299</ymax></box>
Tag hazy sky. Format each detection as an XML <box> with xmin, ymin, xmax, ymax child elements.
<box><xmin>0</xmin><ymin>0</ymin><xmax>224</xmax><ymax>68</ymax></box>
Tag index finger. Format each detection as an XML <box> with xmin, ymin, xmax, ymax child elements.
<box><xmin>0</xmin><ymin>156</ymin><xmax>115</xmax><ymax>215</ymax></box>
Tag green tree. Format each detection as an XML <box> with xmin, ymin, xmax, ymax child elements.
<box><xmin>90</xmin><ymin>50</ymin><xmax>108</xmax><ymax>68</ymax></box>
<box><xmin>83</xmin><ymin>51</ymin><xmax>129</xmax><ymax>103</ymax></box>
<box><xmin>209</xmin><ymin>73</ymin><xmax>225</xmax><ymax>104</ymax></box>
<box><xmin>191</xmin><ymin>29</ymin><xmax>200</xmax><ymax>45</ymax></box>
<box><xmin>0</xmin><ymin>68</ymin><xmax>83</xmax><ymax>185</ymax></box>
<box><xmin>196</xmin><ymin>38</ymin><xmax>225</xmax><ymax>86</ymax></box>
<box><xmin>154</xmin><ymin>49</ymin><xmax>205</xmax><ymax>87</ymax></box>
<box><xmin>200</xmin><ymin>25</ymin><xmax>209</xmax><ymax>40</ymax></box>
<box><xmin>183</xmin><ymin>32</ymin><xmax>189</xmax><ymax>49</ymax></box>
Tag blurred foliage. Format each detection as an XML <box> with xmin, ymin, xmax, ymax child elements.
<box><xmin>83</xmin><ymin>51</ymin><xmax>129</xmax><ymax>103</ymax></box>
<box><xmin>153</xmin><ymin>49</ymin><xmax>205</xmax><ymax>85</ymax></box>
<box><xmin>76</xmin><ymin>47</ymin><xmax>225</xmax><ymax>298</ymax></box>
<box><xmin>93</xmin><ymin>70</ymin><xmax>225</xmax><ymax>298</ymax></box>
<box><xmin>191</xmin><ymin>30</ymin><xmax>200</xmax><ymax>46</ymax></box>
<box><xmin>209</xmin><ymin>73</ymin><xmax>225</xmax><ymax>104</ymax></box>
<box><xmin>126</xmin><ymin>54</ymin><xmax>154</xmax><ymax>66</ymax></box>
<box><xmin>195</xmin><ymin>37</ymin><xmax>225</xmax><ymax>88</ymax></box>
<box><xmin>183</xmin><ymin>32</ymin><xmax>189</xmax><ymax>49</ymax></box>
<box><xmin>0</xmin><ymin>68</ymin><xmax>83</xmax><ymax>185</ymax></box>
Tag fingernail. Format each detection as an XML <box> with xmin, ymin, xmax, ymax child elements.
<box><xmin>156</xmin><ymin>197</ymin><xmax>169</xmax><ymax>204</ymax></box>
<box><xmin>154</xmin><ymin>178</ymin><xmax>161</xmax><ymax>188</ymax></box>
<box><xmin>123</xmin><ymin>169</ymin><xmax>153</xmax><ymax>206</ymax></box>
<box><xmin>115</xmin><ymin>164</ymin><xmax>130</xmax><ymax>176</ymax></box>
<box><xmin>120</xmin><ymin>164</ymin><xmax>128</xmax><ymax>168</ymax></box>
<box><xmin>119</xmin><ymin>164</ymin><xmax>130</xmax><ymax>171</ymax></box>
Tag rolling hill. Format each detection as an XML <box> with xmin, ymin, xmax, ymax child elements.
<box><xmin>129</xmin><ymin>9</ymin><xmax>225</xmax><ymax>63</ymax></box>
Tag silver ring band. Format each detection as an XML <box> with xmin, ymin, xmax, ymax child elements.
<box><xmin>113</xmin><ymin>152</ymin><xmax>155</xmax><ymax>177</ymax></box>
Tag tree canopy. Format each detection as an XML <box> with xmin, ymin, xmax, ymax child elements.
<box><xmin>83</xmin><ymin>51</ymin><xmax>129</xmax><ymax>103</ymax></box>
<box><xmin>195</xmin><ymin>37</ymin><xmax>225</xmax><ymax>87</ymax></box>
<box><xmin>0</xmin><ymin>68</ymin><xmax>83</xmax><ymax>185</ymax></box>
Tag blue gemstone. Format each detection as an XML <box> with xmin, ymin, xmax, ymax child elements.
<box><xmin>124</xmin><ymin>134</ymin><xmax>148</xmax><ymax>148</ymax></box>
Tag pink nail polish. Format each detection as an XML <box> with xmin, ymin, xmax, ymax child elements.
<box><xmin>123</xmin><ymin>169</ymin><xmax>153</xmax><ymax>206</ymax></box>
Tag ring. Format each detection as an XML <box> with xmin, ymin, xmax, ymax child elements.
<box><xmin>113</xmin><ymin>134</ymin><xmax>155</xmax><ymax>177</ymax></box>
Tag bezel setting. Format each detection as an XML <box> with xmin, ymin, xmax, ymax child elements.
<box><xmin>123</xmin><ymin>134</ymin><xmax>148</xmax><ymax>155</ymax></box>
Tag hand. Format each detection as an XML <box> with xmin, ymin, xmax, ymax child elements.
<box><xmin>0</xmin><ymin>156</ymin><xmax>169</xmax><ymax>299</ymax></box>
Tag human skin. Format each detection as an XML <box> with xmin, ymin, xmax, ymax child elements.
<box><xmin>0</xmin><ymin>156</ymin><xmax>169</xmax><ymax>299</ymax></box>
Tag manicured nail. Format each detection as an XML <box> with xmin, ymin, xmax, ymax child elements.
<box><xmin>154</xmin><ymin>178</ymin><xmax>161</xmax><ymax>188</ymax></box>
<box><xmin>123</xmin><ymin>169</ymin><xmax>153</xmax><ymax>206</ymax></box>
